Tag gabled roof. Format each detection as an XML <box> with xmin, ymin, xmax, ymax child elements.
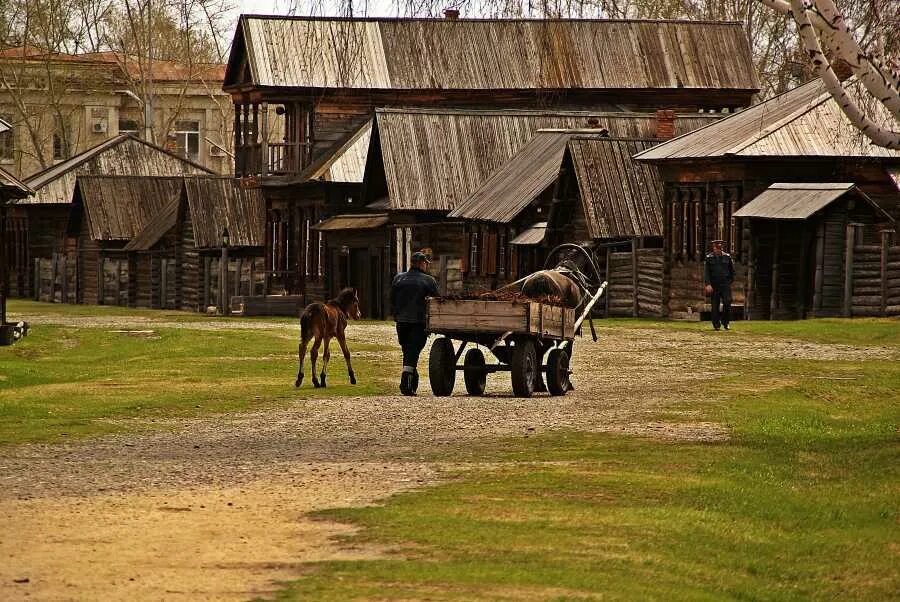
<box><xmin>635</xmin><ymin>77</ymin><xmax>900</xmax><ymax>161</ymax></box>
<box><xmin>80</xmin><ymin>175</ymin><xmax>266</xmax><ymax>249</ymax></box>
<box><xmin>568</xmin><ymin>137</ymin><xmax>663</xmax><ymax>238</ymax></box>
<box><xmin>291</xmin><ymin>120</ymin><xmax>371</xmax><ymax>184</ymax></box>
<box><xmin>184</xmin><ymin>177</ymin><xmax>265</xmax><ymax>248</ymax></box>
<box><xmin>733</xmin><ymin>183</ymin><xmax>894</xmax><ymax>221</ymax></box>
<box><xmin>19</xmin><ymin>135</ymin><xmax>213</xmax><ymax>205</ymax></box>
<box><xmin>371</xmin><ymin>108</ymin><xmax>717</xmax><ymax>212</ymax></box>
<box><xmin>226</xmin><ymin>16</ymin><xmax>759</xmax><ymax>92</ymax></box>
<box><xmin>78</xmin><ymin>175</ymin><xmax>183</xmax><ymax>241</ymax></box>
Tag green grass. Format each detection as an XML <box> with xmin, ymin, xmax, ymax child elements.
<box><xmin>0</xmin><ymin>302</ymin><xmax>395</xmax><ymax>445</ymax></box>
<box><xmin>270</xmin><ymin>328</ymin><xmax>899</xmax><ymax>601</ymax></box>
<box><xmin>601</xmin><ymin>316</ymin><xmax>900</xmax><ymax>347</ymax></box>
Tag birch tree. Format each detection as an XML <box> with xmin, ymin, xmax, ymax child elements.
<box><xmin>758</xmin><ymin>0</ymin><xmax>900</xmax><ymax>149</ymax></box>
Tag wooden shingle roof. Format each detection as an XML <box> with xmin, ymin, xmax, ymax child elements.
<box><xmin>184</xmin><ymin>177</ymin><xmax>265</xmax><ymax>248</ymax></box>
<box><xmin>635</xmin><ymin>78</ymin><xmax>900</xmax><ymax>161</ymax></box>
<box><xmin>226</xmin><ymin>16</ymin><xmax>759</xmax><ymax>93</ymax></box>
<box><xmin>78</xmin><ymin>176</ymin><xmax>183</xmax><ymax>241</ymax></box>
<box><xmin>18</xmin><ymin>135</ymin><xmax>213</xmax><ymax>205</ymax></box>
<box><xmin>372</xmin><ymin>108</ymin><xmax>717</xmax><ymax>212</ymax></box>
<box><xmin>733</xmin><ymin>183</ymin><xmax>893</xmax><ymax>221</ymax></box>
<box><xmin>568</xmin><ymin>137</ymin><xmax>664</xmax><ymax>238</ymax></box>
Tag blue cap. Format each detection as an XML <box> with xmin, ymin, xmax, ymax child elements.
<box><xmin>411</xmin><ymin>251</ymin><xmax>431</xmax><ymax>263</ymax></box>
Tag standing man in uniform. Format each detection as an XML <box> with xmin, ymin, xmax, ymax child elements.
<box><xmin>390</xmin><ymin>251</ymin><xmax>439</xmax><ymax>395</ymax></box>
<box><xmin>704</xmin><ymin>239</ymin><xmax>735</xmax><ymax>331</ymax></box>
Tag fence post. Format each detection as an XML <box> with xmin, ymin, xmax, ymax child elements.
<box><xmin>843</xmin><ymin>223</ymin><xmax>856</xmax><ymax>317</ymax></box>
<box><xmin>631</xmin><ymin>238</ymin><xmax>639</xmax><ymax>317</ymax></box>
<box><xmin>881</xmin><ymin>230</ymin><xmax>890</xmax><ymax>316</ymax></box>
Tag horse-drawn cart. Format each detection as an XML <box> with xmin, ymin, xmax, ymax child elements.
<box><xmin>426</xmin><ymin>244</ymin><xmax>607</xmax><ymax>397</ymax></box>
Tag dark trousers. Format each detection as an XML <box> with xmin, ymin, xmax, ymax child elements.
<box><xmin>396</xmin><ymin>322</ymin><xmax>427</xmax><ymax>368</ymax></box>
<box><xmin>711</xmin><ymin>285</ymin><xmax>732</xmax><ymax>328</ymax></box>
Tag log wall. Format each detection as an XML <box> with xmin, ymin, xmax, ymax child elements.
<box><xmin>606</xmin><ymin>247</ymin><xmax>665</xmax><ymax>317</ymax></box>
<box><xmin>850</xmin><ymin>231</ymin><xmax>900</xmax><ymax>317</ymax></box>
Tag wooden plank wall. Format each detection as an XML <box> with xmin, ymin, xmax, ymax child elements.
<box><xmin>606</xmin><ymin>248</ymin><xmax>665</xmax><ymax>317</ymax></box>
<box><xmin>851</xmin><ymin>232</ymin><xmax>900</xmax><ymax>317</ymax></box>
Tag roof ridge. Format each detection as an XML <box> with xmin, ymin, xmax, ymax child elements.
<box><xmin>240</xmin><ymin>14</ymin><xmax>745</xmax><ymax>26</ymax></box>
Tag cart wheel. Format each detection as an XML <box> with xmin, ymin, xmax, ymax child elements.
<box><xmin>463</xmin><ymin>348</ymin><xmax>487</xmax><ymax>396</ymax></box>
<box><xmin>511</xmin><ymin>339</ymin><xmax>537</xmax><ymax>398</ymax></box>
<box><xmin>545</xmin><ymin>348</ymin><xmax>570</xmax><ymax>396</ymax></box>
<box><xmin>429</xmin><ymin>337</ymin><xmax>456</xmax><ymax>396</ymax></box>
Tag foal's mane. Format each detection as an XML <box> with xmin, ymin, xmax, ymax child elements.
<box><xmin>328</xmin><ymin>287</ymin><xmax>357</xmax><ymax>312</ymax></box>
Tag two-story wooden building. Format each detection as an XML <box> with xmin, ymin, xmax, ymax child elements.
<box><xmin>222</xmin><ymin>15</ymin><xmax>760</xmax><ymax>312</ymax></box>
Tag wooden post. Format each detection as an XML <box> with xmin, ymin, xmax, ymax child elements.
<box><xmin>33</xmin><ymin>258</ymin><xmax>39</xmax><ymax>301</ymax></box>
<box><xmin>234</xmin><ymin>257</ymin><xmax>242</xmax><ymax>297</ymax></box>
<box><xmin>631</xmin><ymin>238</ymin><xmax>639</xmax><ymax>317</ymax></box>
<box><xmin>881</xmin><ymin>230</ymin><xmax>890</xmax><ymax>316</ymax></box>
<box><xmin>60</xmin><ymin>254</ymin><xmax>68</xmax><ymax>304</ymax></box>
<box><xmin>233</xmin><ymin>104</ymin><xmax>242</xmax><ymax>177</ymax></box>
<box><xmin>813</xmin><ymin>221</ymin><xmax>825</xmax><ymax>314</ymax></box>
<box><xmin>769</xmin><ymin>222</ymin><xmax>780</xmax><ymax>319</ymax></box>
<box><xmin>220</xmin><ymin>246</ymin><xmax>230</xmax><ymax>315</ymax></box>
<box><xmin>745</xmin><ymin>220</ymin><xmax>754</xmax><ymax>320</ymax></box>
<box><xmin>604</xmin><ymin>247</ymin><xmax>611</xmax><ymax>317</ymax></box>
<box><xmin>203</xmin><ymin>255</ymin><xmax>211</xmax><ymax>308</ymax></box>
<box><xmin>843</xmin><ymin>223</ymin><xmax>856</xmax><ymax>317</ymax></box>
<box><xmin>796</xmin><ymin>228</ymin><xmax>810</xmax><ymax>319</ymax></box>
<box><xmin>242</xmin><ymin>104</ymin><xmax>251</xmax><ymax>174</ymax></box>
<box><xmin>260</xmin><ymin>103</ymin><xmax>268</xmax><ymax>177</ymax></box>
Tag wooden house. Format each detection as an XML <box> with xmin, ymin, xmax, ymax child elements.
<box><xmin>221</xmin><ymin>16</ymin><xmax>760</xmax><ymax>308</ymax></box>
<box><xmin>8</xmin><ymin>134</ymin><xmax>212</xmax><ymax>302</ymax></box>
<box><xmin>634</xmin><ymin>77</ymin><xmax>900</xmax><ymax>319</ymax></box>
<box><xmin>66</xmin><ymin>175</ymin><xmax>266</xmax><ymax>311</ymax></box>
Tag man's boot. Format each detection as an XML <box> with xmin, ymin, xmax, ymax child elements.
<box><xmin>400</xmin><ymin>367</ymin><xmax>416</xmax><ymax>396</ymax></box>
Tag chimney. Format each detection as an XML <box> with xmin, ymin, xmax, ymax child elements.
<box><xmin>444</xmin><ymin>8</ymin><xmax>459</xmax><ymax>19</ymax></box>
<box><xmin>655</xmin><ymin>109</ymin><xmax>676</xmax><ymax>140</ymax></box>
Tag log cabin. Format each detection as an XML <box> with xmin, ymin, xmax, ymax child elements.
<box><xmin>222</xmin><ymin>15</ymin><xmax>761</xmax><ymax>311</ymax></box>
<box><xmin>634</xmin><ymin>77</ymin><xmax>900</xmax><ymax>319</ymax></box>
<box><xmin>7</xmin><ymin>135</ymin><xmax>212</xmax><ymax>302</ymax></box>
<box><xmin>62</xmin><ymin>175</ymin><xmax>265</xmax><ymax>311</ymax></box>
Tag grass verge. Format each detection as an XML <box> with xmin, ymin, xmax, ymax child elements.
<box><xmin>1</xmin><ymin>303</ymin><xmax>394</xmax><ymax>445</ymax></box>
<box><xmin>270</xmin><ymin>325</ymin><xmax>899</xmax><ymax>601</ymax></box>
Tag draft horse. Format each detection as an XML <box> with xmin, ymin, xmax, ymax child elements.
<box><xmin>295</xmin><ymin>287</ymin><xmax>362</xmax><ymax>388</ymax></box>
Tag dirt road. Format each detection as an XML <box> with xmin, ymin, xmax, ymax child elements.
<box><xmin>2</xmin><ymin>316</ymin><xmax>894</xmax><ymax>601</ymax></box>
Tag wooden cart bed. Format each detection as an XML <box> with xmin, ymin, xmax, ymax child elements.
<box><xmin>426</xmin><ymin>299</ymin><xmax>576</xmax><ymax>340</ymax></box>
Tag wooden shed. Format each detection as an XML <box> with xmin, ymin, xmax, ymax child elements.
<box><xmin>10</xmin><ymin>135</ymin><xmax>212</xmax><ymax>302</ymax></box>
<box><xmin>734</xmin><ymin>183</ymin><xmax>896</xmax><ymax>318</ymax></box>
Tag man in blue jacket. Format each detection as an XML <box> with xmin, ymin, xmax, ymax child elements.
<box><xmin>390</xmin><ymin>251</ymin><xmax>439</xmax><ymax>395</ymax></box>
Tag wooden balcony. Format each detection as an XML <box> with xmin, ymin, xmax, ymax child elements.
<box><xmin>233</xmin><ymin>101</ymin><xmax>312</xmax><ymax>178</ymax></box>
<box><xmin>235</xmin><ymin>141</ymin><xmax>309</xmax><ymax>177</ymax></box>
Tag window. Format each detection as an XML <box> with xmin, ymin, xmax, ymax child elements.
<box><xmin>0</xmin><ymin>116</ymin><xmax>13</xmax><ymax>161</ymax></box>
<box><xmin>118</xmin><ymin>118</ymin><xmax>139</xmax><ymax>136</ymax></box>
<box><xmin>498</xmin><ymin>230</ymin><xmax>506</xmax><ymax>277</ymax></box>
<box><xmin>173</xmin><ymin>120</ymin><xmax>200</xmax><ymax>161</ymax></box>
<box><xmin>469</xmin><ymin>231</ymin><xmax>480</xmax><ymax>275</ymax></box>
<box><xmin>52</xmin><ymin>116</ymin><xmax>72</xmax><ymax>160</ymax></box>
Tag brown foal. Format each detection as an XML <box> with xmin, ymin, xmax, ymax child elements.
<box><xmin>294</xmin><ymin>287</ymin><xmax>362</xmax><ymax>388</ymax></box>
